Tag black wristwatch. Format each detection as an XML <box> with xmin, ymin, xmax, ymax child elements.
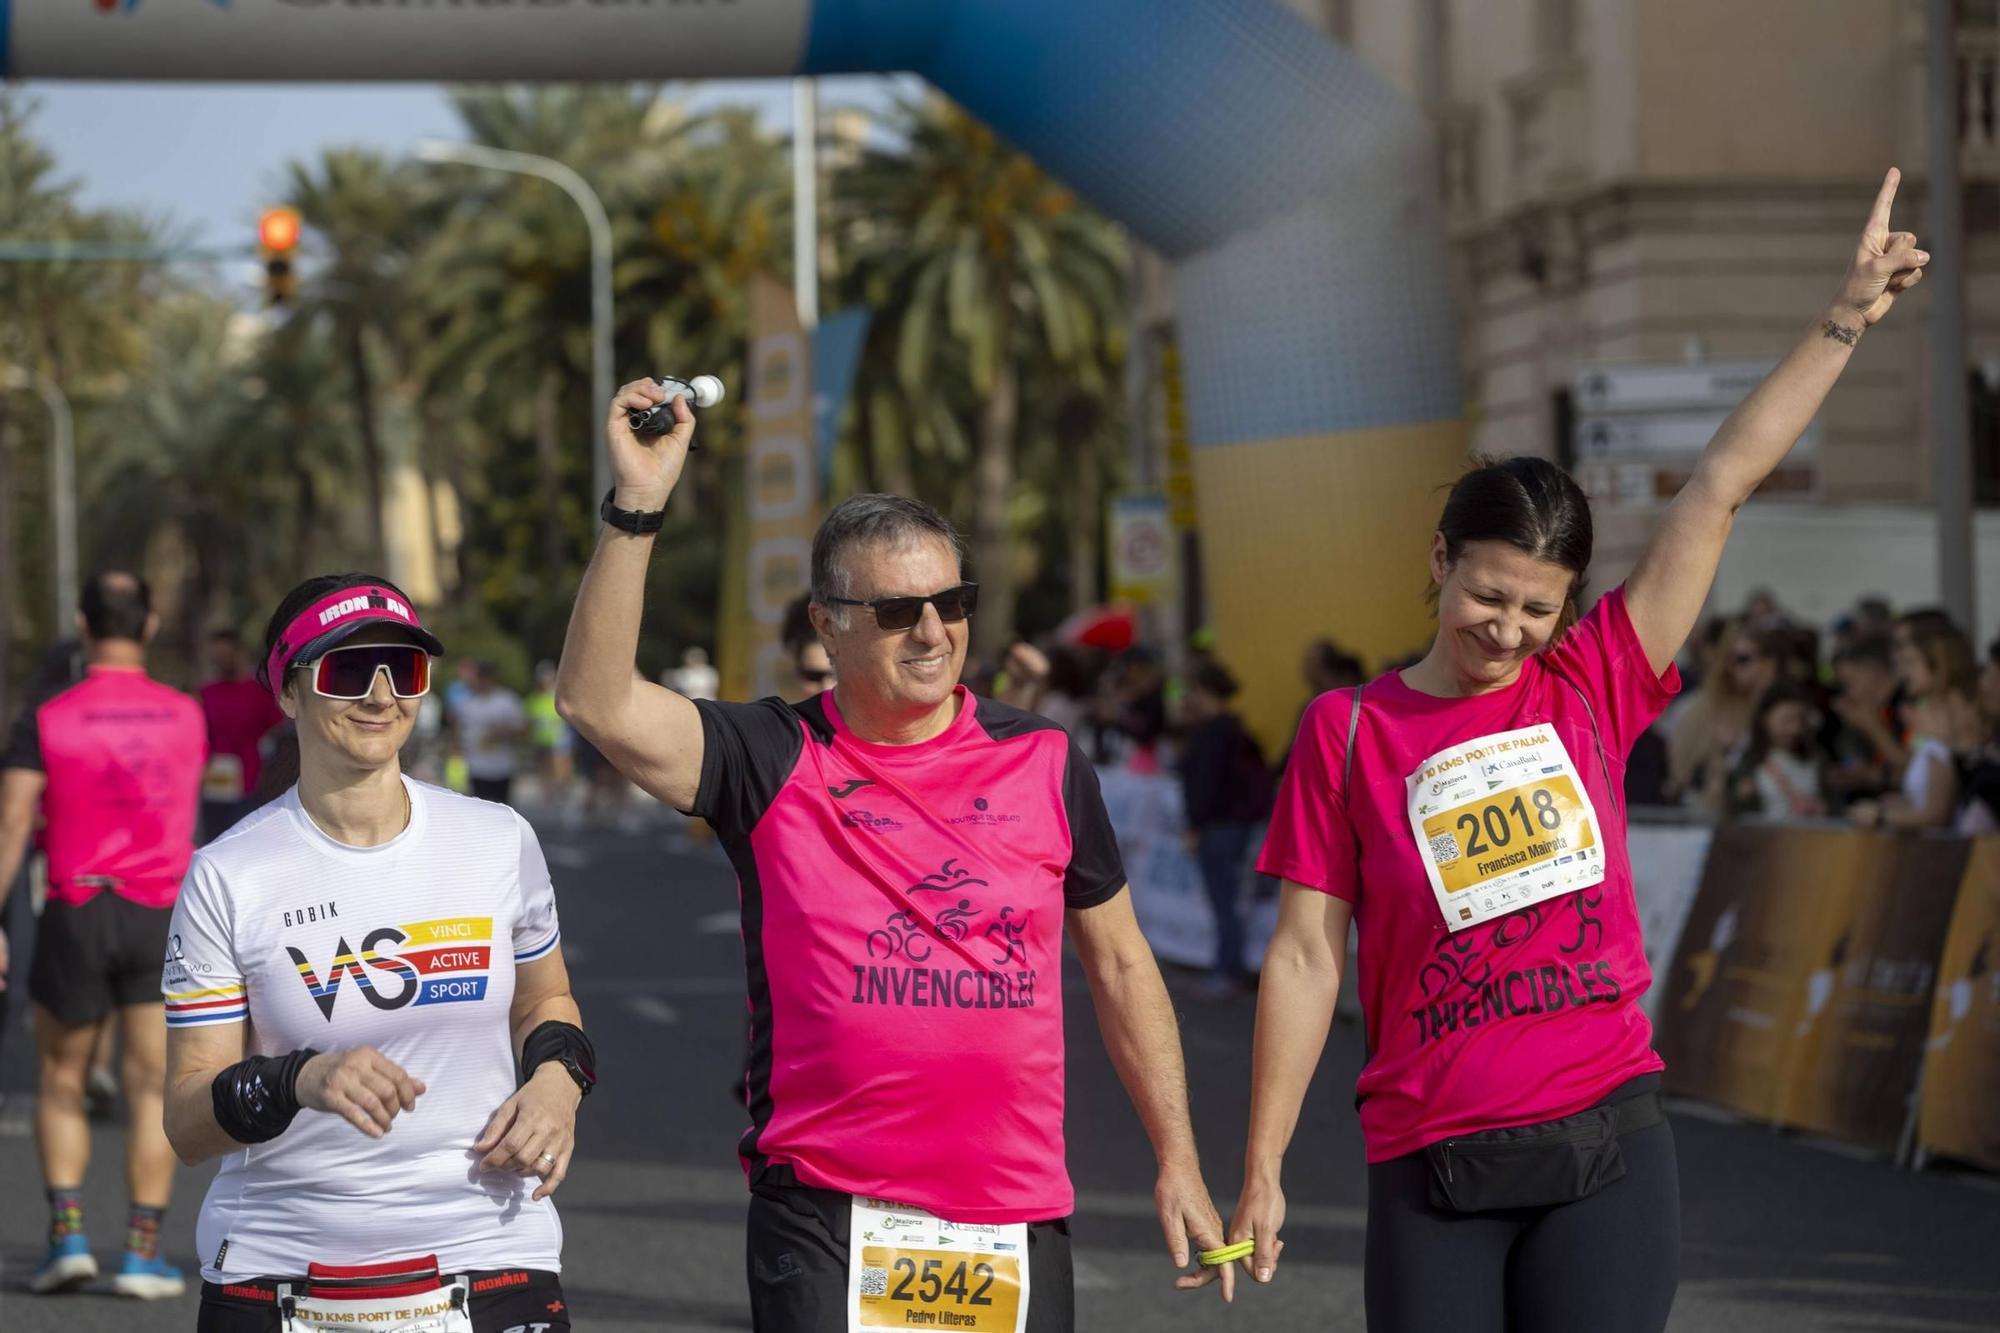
<box><xmin>600</xmin><ymin>488</ymin><xmax>668</xmax><ymax>535</ymax></box>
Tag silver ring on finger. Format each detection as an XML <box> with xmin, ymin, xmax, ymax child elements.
<box><xmin>539</xmin><ymin>1152</ymin><xmax>556</xmax><ymax>1167</ymax></box>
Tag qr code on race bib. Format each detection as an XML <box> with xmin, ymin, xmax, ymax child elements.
<box><xmin>860</xmin><ymin>1267</ymin><xmax>889</xmax><ymax>1297</ymax></box>
<box><xmin>1427</xmin><ymin>833</ymin><xmax>1461</xmax><ymax>865</ymax></box>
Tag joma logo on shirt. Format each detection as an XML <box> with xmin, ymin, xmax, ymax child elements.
<box><xmin>287</xmin><ymin>917</ymin><xmax>493</xmax><ymax>1020</ymax></box>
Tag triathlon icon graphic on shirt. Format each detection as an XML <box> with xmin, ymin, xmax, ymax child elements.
<box><xmin>287</xmin><ymin>916</ymin><xmax>495</xmax><ymax>1020</ymax></box>
<box><xmin>907</xmin><ymin>857</ymin><xmax>990</xmax><ymax>895</ymax></box>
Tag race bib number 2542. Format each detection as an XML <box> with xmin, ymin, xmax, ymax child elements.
<box><xmin>847</xmin><ymin>1198</ymin><xmax>1028</xmax><ymax>1333</ymax></box>
<box><xmin>1405</xmin><ymin>723</ymin><xmax>1607</xmax><ymax>932</ymax></box>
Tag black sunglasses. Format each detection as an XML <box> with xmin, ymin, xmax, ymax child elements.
<box><xmin>828</xmin><ymin>582</ymin><xmax>979</xmax><ymax>632</ymax></box>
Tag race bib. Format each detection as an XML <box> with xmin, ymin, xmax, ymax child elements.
<box><xmin>202</xmin><ymin>754</ymin><xmax>246</xmax><ymax>801</ymax></box>
<box><xmin>1406</xmin><ymin>724</ymin><xmax>1606</xmax><ymax>932</ymax></box>
<box><xmin>848</xmin><ymin>1198</ymin><xmax>1029</xmax><ymax>1333</ymax></box>
<box><xmin>276</xmin><ymin>1276</ymin><xmax>473</xmax><ymax>1333</ymax></box>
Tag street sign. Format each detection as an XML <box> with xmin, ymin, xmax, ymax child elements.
<box><xmin>1574</xmin><ymin>362</ymin><xmax>1775</xmax><ymax>413</ymax></box>
<box><xmin>1109</xmin><ymin>494</ymin><xmax>1173</xmax><ymax>606</ymax></box>
<box><xmin>1572</xmin><ymin>360</ymin><xmax>1820</xmax><ymax>504</ymax></box>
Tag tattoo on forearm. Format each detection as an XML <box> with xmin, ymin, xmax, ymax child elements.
<box><xmin>1821</xmin><ymin>319</ymin><xmax>1861</xmax><ymax>347</ymax></box>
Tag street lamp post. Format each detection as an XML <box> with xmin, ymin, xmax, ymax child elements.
<box><xmin>415</xmin><ymin>140</ymin><xmax>615</xmax><ymax>503</ymax></box>
<box><xmin>2</xmin><ymin>368</ymin><xmax>76</xmax><ymax>631</ymax></box>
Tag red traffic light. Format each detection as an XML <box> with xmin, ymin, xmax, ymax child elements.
<box><xmin>258</xmin><ymin>207</ymin><xmax>301</xmax><ymax>254</ymax></box>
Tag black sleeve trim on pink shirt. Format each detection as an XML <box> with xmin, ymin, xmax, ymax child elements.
<box><xmin>0</xmin><ymin>677</ymin><xmax>86</xmax><ymax>775</ymax></box>
<box><xmin>969</xmin><ymin>697</ymin><xmax>1128</xmax><ymax>909</ymax></box>
<box><xmin>1059</xmin><ymin>740</ymin><xmax>1128</xmax><ymax>908</ymax></box>
<box><xmin>690</xmin><ymin>697</ymin><xmax>811</xmax><ymax>840</ymax></box>
<box><xmin>1</xmin><ymin>703</ymin><xmax>43</xmax><ymax>772</ymax></box>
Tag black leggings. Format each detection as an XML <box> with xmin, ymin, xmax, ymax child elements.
<box><xmin>1365</xmin><ymin>1092</ymin><xmax>1680</xmax><ymax>1332</ymax></box>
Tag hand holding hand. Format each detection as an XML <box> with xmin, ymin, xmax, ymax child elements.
<box><xmin>1156</xmin><ymin>1162</ymin><xmax>1236</xmax><ymax>1302</ymax></box>
<box><xmin>1227</xmin><ymin>1174</ymin><xmax>1287</xmax><ymax>1287</ymax></box>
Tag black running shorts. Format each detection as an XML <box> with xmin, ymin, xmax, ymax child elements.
<box><xmin>29</xmin><ymin>894</ymin><xmax>174</xmax><ymax>1027</ymax></box>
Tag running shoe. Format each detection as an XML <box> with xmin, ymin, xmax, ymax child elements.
<box><xmin>85</xmin><ymin>1065</ymin><xmax>120</xmax><ymax>1121</ymax></box>
<box><xmin>111</xmin><ymin>1251</ymin><xmax>185</xmax><ymax>1300</ymax></box>
<box><xmin>29</xmin><ymin>1233</ymin><xmax>97</xmax><ymax>1294</ymax></box>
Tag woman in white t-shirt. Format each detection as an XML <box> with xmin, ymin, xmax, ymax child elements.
<box><xmin>162</xmin><ymin>574</ymin><xmax>593</xmax><ymax>1333</ymax></box>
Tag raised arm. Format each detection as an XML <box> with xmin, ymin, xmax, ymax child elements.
<box><xmin>555</xmin><ymin>384</ymin><xmax>709</xmax><ymax>811</ymax></box>
<box><xmin>1626</xmin><ymin>169</ymin><xmax>1929</xmax><ymax>675</ymax></box>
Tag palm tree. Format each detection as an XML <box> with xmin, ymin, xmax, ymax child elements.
<box><xmin>835</xmin><ymin>97</ymin><xmax>1129</xmax><ymax>658</ymax></box>
<box><xmin>286</xmin><ymin>148</ymin><xmax>442</xmax><ymax>565</ymax></box>
<box><xmin>0</xmin><ymin>92</ymin><xmax>162</xmax><ymax>693</ymax></box>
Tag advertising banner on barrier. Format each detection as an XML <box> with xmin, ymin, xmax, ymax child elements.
<box><xmin>717</xmin><ymin>273</ymin><xmax>817</xmax><ymax>703</ymax></box>
<box><xmin>1655</xmin><ymin>825</ymin><xmax>1877</xmax><ymax>1122</ymax></box>
<box><xmin>1919</xmin><ymin>839</ymin><xmax>2000</xmax><ymax>1171</ymax></box>
<box><xmin>1773</xmin><ymin>835</ymin><xmax>1966</xmax><ymax>1153</ymax></box>
<box><xmin>1626</xmin><ymin>819</ymin><xmax>1713</xmax><ymax>1022</ymax></box>
<box><xmin>1097</xmin><ymin>765</ymin><xmax>1278</xmax><ymax>971</ymax></box>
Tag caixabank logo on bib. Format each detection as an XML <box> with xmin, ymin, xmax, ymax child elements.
<box><xmin>288</xmin><ymin>916</ymin><xmax>494</xmax><ymax>1019</ymax></box>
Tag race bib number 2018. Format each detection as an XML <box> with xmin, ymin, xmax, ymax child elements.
<box><xmin>1405</xmin><ymin>724</ymin><xmax>1606</xmax><ymax>932</ymax></box>
<box><xmin>848</xmin><ymin>1198</ymin><xmax>1028</xmax><ymax>1333</ymax></box>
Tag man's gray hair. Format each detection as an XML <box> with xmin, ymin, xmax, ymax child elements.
<box><xmin>811</xmin><ymin>494</ymin><xmax>964</xmax><ymax>628</ymax></box>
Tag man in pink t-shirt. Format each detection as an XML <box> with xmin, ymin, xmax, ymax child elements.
<box><xmin>557</xmin><ymin>382</ymin><xmax>1239</xmax><ymax>1329</ymax></box>
<box><xmin>196</xmin><ymin>627</ymin><xmax>285</xmax><ymax>840</ymax></box>
<box><xmin>0</xmin><ymin>571</ymin><xmax>207</xmax><ymax>1300</ymax></box>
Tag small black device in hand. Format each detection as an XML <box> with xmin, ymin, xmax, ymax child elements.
<box><xmin>627</xmin><ymin>374</ymin><xmax>725</xmax><ymax>439</ymax></box>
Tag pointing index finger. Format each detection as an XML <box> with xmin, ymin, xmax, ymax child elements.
<box><xmin>1867</xmin><ymin>167</ymin><xmax>1901</xmax><ymax>237</ymax></box>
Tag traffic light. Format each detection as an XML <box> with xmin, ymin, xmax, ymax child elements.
<box><xmin>258</xmin><ymin>207</ymin><xmax>301</xmax><ymax>307</ymax></box>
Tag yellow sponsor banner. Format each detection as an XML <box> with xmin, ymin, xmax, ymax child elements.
<box><xmin>1160</xmin><ymin>339</ymin><xmax>1197</xmax><ymax>531</ymax></box>
<box><xmin>1918</xmin><ymin>838</ymin><xmax>2000</xmax><ymax>1171</ymax></box>
<box><xmin>1190</xmin><ymin>419</ymin><xmax>1466</xmax><ymax>754</ymax></box>
<box><xmin>399</xmin><ymin>918</ymin><xmax>494</xmax><ymax>947</ymax></box>
<box><xmin>719</xmin><ymin>272</ymin><xmax>818</xmax><ymax>702</ymax></box>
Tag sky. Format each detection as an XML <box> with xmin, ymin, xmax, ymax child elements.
<box><xmin>19</xmin><ymin>76</ymin><xmax>902</xmax><ymax>248</ymax></box>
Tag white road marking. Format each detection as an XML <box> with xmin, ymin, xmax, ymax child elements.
<box><xmin>623</xmin><ymin>995</ymin><xmax>682</xmax><ymax>1025</ymax></box>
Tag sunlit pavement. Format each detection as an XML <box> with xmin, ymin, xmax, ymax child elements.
<box><xmin>4</xmin><ymin>810</ymin><xmax>1997</xmax><ymax>1332</ymax></box>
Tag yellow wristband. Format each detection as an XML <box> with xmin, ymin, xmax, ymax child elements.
<box><xmin>1197</xmin><ymin>1240</ymin><xmax>1256</xmax><ymax>1267</ymax></box>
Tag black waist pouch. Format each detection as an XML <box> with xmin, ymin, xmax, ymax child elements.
<box><xmin>1423</xmin><ymin>1092</ymin><xmax>1663</xmax><ymax>1213</ymax></box>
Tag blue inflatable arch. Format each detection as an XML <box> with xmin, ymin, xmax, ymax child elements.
<box><xmin>4</xmin><ymin>0</ymin><xmax>1466</xmax><ymax>742</ymax></box>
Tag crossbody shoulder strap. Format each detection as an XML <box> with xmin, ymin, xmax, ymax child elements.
<box><xmin>1550</xmin><ymin>669</ymin><xmax>1621</xmax><ymax>822</ymax></box>
<box><xmin>1343</xmin><ymin>683</ymin><xmax>1363</xmax><ymax>790</ymax></box>
<box><xmin>1343</xmin><ymin>672</ymin><xmax>1619</xmax><ymax>819</ymax></box>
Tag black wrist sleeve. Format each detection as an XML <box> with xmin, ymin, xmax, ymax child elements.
<box><xmin>521</xmin><ymin>1020</ymin><xmax>596</xmax><ymax>1096</ymax></box>
<box><xmin>211</xmin><ymin>1048</ymin><xmax>319</xmax><ymax>1145</ymax></box>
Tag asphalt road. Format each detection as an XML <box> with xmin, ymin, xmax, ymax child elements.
<box><xmin>3</xmin><ymin>810</ymin><xmax>1998</xmax><ymax>1331</ymax></box>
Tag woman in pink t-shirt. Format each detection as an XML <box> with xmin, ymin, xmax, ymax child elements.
<box><xmin>1222</xmin><ymin>173</ymin><xmax>1927</xmax><ymax>1332</ymax></box>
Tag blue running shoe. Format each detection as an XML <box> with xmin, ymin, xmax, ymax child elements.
<box><xmin>30</xmin><ymin>1233</ymin><xmax>97</xmax><ymax>1294</ymax></box>
<box><xmin>112</xmin><ymin>1251</ymin><xmax>185</xmax><ymax>1300</ymax></box>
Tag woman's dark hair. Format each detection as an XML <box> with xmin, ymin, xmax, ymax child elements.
<box><xmin>258</xmin><ymin>572</ymin><xmax>414</xmax><ymax>693</ymax></box>
<box><xmin>1190</xmin><ymin>661</ymin><xmax>1241</xmax><ymax>702</ymax></box>
<box><xmin>1988</xmin><ymin>635</ymin><xmax>2000</xmax><ymax>670</ymax></box>
<box><xmin>1745</xmin><ymin>680</ymin><xmax>1821</xmax><ymax>765</ymax></box>
<box><xmin>1433</xmin><ymin>455</ymin><xmax>1593</xmax><ymax>631</ymax></box>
